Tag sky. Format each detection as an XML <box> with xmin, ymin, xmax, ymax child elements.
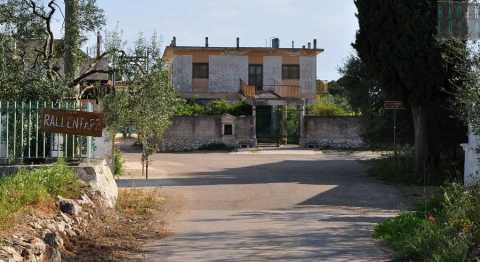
<box><xmin>87</xmin><ymin>0</ymin><xmax>359</xmax><ymax>81</ymax></box>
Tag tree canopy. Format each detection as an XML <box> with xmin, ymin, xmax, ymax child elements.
<box><xmin>354</xmin><ymin>0</ymin><xmax>468</xmax><ymax>177</ymax></box>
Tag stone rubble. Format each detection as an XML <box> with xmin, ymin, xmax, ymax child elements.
<box><xmin>0</xmin><ymin>193</ymin><xmax>104</xmax><ymax>262</ymax></box>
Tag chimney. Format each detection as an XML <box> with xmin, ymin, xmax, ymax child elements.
<box><xmin>171</xmin><ymin>36</ymin><xmax>177</xmax><ymax>47</ymax></box>
<box><xmin>302</xmin><ymin>45</ymin><xmax>306</xmax><ymax>49</ymax></box>
<box><xmin>272</xmin><ymin>38</ymin><xmax>280</xmax><ymax>48</ymax></box>
<box><xmin>292</xmin><ymin>41</ymin><xmax>295</xmax><ymax>48</ymax></box>
<box><xmin>205</xmin><ymin>37</ymin><xmax>209</xmax><ymax>48</ymax></box>
<box><xmin>313</xmin><ymin>39</ymin><xmax>317</xmax><ymax>50</ymax></box>
<box><xmin>236</xmin><ymin>37</ymin><xmax>240</xmax><ymax>48</ymax></box>
<box><xmin>96</xmin><ymin>31</ymin><xmax>102</xmax><ymax>58</ymax></box>
<box><xmin>308</xmin><ymin>42</ymin><xmax>311</xmax><ymax>49</ymax></box>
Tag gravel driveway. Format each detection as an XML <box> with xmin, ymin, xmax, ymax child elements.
<box><xmin>118</xmin><ymin>149</ymin><xmax>407</xmax><ymax>262</ymax></box>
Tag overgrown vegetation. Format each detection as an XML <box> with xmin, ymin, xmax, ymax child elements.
<box><xmin>0</xmin><ymin>161</ymin><xmax>83</xmax><ymax>231</ymax></box>
<box><xmin>63</xmin><ymin>189</ymin><xmax>173</xmax><ymax>261</ymax></box>
<box><xmin>369</xmin><ymin>146</ymin><xmax>463</xmax><ymax>186</ymax></box>
<box><xmin>104</xmin><ymin>33</ymin><xmax>179</xmax><ymax>180</ymax></box>
<box><xmin>333</xmin><ymin>56</ymin><xmax>414</xmax><ymax>147</ymax></box>
<box><xmin>354</xmin><ymin>0</ymin><xmax>468</xmax><ymax>178</ymax></box>
<box><xmin>306</xmin><ymin>96</ymin><xmax>354</xmax><ymax>117</ymax></box>
<box><xmin>113</xmin><ymin>148</ymin><xmax>125</xmax><ymax>177</ymax></box>
<box><xmin>176</xmin><ymin>99</ymin><xmax>252</xmax><ymax>116</ymax></box>
<box><xmin>375</xmin><ymin>183</ymin><xmax>480</xmax><ymax>261</ymax></box>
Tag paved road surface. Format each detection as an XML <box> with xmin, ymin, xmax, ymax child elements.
<box><xmin>118</xmin><ymin>150</ymin><xmax>407</xmax><ymax>262</ymax></box>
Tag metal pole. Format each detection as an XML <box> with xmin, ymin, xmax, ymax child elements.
<box><xmin>13</xmin><ymin>101</ymin><xmax>16</xmax><ymax>161</ymax></box>
<box><xmin>393</xmin><ymin>109</ymin><xmax>397</xmax><ymax>148</ymax></box>
<box><xmin>21</xmin><ymin>101</ymin><xmax>24</xmax><ymax>160</ymax></box>
<box><xmin>35</xmin><ymin>101</ymin><xmax>39</xmax><ymax>158</ymax></box>
<box><xmin>72</xmin><ymin>101</ymin><xmax>75</xmax><ymax>160</ymax></box>
<box><xmin>0</xmin><ymin>101</ymin><xmax>2</xmax><ymax>159</ymax></box>
<box><xmin>6</xmin><ymin>102</ymin><xmax>9</xmax><ymax>161</ymax></box>
<box><xmin>28</xmin><ymin>101</ymin><xmax>31</xmax><ymax>158</ymax></box>
<box><xmin>43</xmin><ymin>101</ymin><xmax>47</xmax><ymax>158</ymax></box>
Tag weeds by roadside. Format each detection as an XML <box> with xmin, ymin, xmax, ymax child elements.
<box><xmin>0</xmin><ymin>161</ymin><xmax>82</xmax><ymax>232</ymax></box>
<box><xmin>375</xmin><ymin>183</ymin><xmax>480</xmax><ymax>261</ymax></box>
<box><xmin>368</xmin><ymin>146</ymin><xmax>462</xmax><ymax>186</ymax></box>
<box><xmin>113</xmin><ymin>148</ymin><xmax>126</xmax><ymax>177</ymax></box>
<box><xmin>62</xmin><ymin>189</ymin><xmax>174</xmax><ymax>261</ymax></box>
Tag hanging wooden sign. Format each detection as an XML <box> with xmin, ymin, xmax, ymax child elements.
<box><xmin>384</xmin><ymin>101</ymin><xmax>405</xmax><ymax>110</ymax></box>
<box><xmin>41</xmin><ymin>109</ymin><xmax>105</xmax><ymax>137</ymax></box>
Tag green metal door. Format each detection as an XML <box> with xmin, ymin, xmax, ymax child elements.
<box><xmin>255</xmin><ymin>105</ymin><xmax>301</xmax><ymax>145</ymax></box>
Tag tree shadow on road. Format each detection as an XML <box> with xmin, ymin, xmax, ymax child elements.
<box><xmin>117</xmin><ymin>159</ymin><xmax>407</xmax><ymax>210</ymax></box>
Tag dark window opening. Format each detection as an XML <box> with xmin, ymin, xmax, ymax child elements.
<box><xmin>249</xmin><ymin>64</ymin><xmax>263</xmax><ymax>90</ymax></box>
<box><xmin>224</xmin><ymin>124</ymin><xmax>233</xmax><ymax>136</ymax></box>
<box><xmin>282</xmin><ymin>64</ymin><xmax>300</xmax><ymax>80</ymax></box>
<box><xmin>193</xmin><ymin>63</ymin><xmax>209</xmax><ymax>79</ymax></box>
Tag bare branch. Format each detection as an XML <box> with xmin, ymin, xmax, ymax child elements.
<box><xmin>69</xmin><ymin>49</ymin><xmax>147</xmax><ymax>88</ymax></box>
<box><xmin>69</xmin><ymin>69</ymin><xmax>112</xmax><ymax>88</ymax></box>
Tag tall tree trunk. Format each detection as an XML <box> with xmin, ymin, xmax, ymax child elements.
<box><xmin>64</xmin><ymin>0</ymin><xmax>80</xmax><ymax>89</ymax></box>
<box><xmin>145</xmin><ymin>155</ymin><xmax>149</xmax><ymax>181</ymax></box>
<box><xmin>411</xmin><ymin>104</ymin><xmax>429</xmax><ymax>178</ymax></box>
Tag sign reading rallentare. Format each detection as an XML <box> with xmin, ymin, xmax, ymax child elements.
<box><xmin>41</xmin><ymin>109</ymin><xmax>105</xmax><ymax>137</ymax></box>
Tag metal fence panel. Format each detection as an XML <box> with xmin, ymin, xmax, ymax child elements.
<box><xmin>0</xmin><ymin>100</ymin><xmax>94</xmax><ymax>165</ymax></box>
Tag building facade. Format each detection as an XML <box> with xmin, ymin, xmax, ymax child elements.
<box><xmin>162</xmin><ymin>37</ymin><xmax>324</xmax><ymax>145</ymax></box>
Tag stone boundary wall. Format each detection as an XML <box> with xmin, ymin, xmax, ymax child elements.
<box><xmin>301</xmin><ymin>116</ymin><xmax>366</xmax><ymax>149</ymax></box>
<box><xmin>159</xmin><ymin>115</ymin><xmax>255</xmax><ymax>152</ymax></box>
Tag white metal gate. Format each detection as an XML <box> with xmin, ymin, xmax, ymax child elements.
<box><xmin>0</xmin><ymin>100</ymin><xmax>95</xmax><ymax>165</ymax></box>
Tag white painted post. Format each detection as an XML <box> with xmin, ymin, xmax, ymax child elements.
<box><xmin>463</xmin><ymin>126</ymin><xmax>480</xmax><ymax>187</ymax></box>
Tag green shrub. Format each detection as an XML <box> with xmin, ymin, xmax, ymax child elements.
<box><xmin>369</xmin><ymin>145</ymin><xmax>461</xmax><ymax>186</ymax></box>
<box><xmin>375</xmin><ymin>183</ymin><xmax>480</xmax><ymax>261</ymax></box>
<box><xmin>113</xmin><ymin>148</ymin><xmax>125</xmax><ymax>177</ymax></box>
<box><xmin>368</xmin><ymin>146</ymin><xmax>418</xmax><ymax>185</ymax></box>
<box><xmin>306</xmin><ymin>94</ymin><xmax>355</xmax><ymax>116</ymax></box>
<box><xmin>176</xmin><ymin>99</ymin><xmax>251</xmax><ymax>116</ymax></box>
<box><xmin>0</xmin><ymin>161</ymin><xmax>82</xmax><ymax>229</ymax></box>
<box><xmin>307</xmin><ymin>103</ymin><xmax>351</xmax><ymax>116</ymax></box>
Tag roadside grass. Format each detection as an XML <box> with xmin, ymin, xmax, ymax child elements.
<box><xmin>113</xmin><ymin>147</ymin><xmax>126</xmax><ymax>177</ymax></box>
<box><xmin>368</xmin><ymin>146</ymin><xmax>461</xmax><ymax>186</ymax></box>
<box><xmin>375</xmin><ymin>183</ymin><xmax>480</xmax><ymax>261</ymax></box>
<box><xmin>62</xmin><ymin>189</ymin><xmax>174</xmax><ymax>261</ymax></box>
<box><xmin>0</xmin><ymin>161</ymin><xmax>82</xmax><ymax>233</ymax></box>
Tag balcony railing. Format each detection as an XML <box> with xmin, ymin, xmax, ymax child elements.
<box><xmin>240</xmin><ymin>80</ymin><xmax>256</xmax><ymax>98</ymax></box>
<box><xmin>270</xmin><ymin>85</ymin><xmax>300</xmax><ymax>98</ymax></box>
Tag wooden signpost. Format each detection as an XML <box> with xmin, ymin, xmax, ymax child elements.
<box><xmin>41</xmin><ymin>109</ymin><xmax>105</xmax><ymax>137</ymax></box>
<box><xmin>384</xmin><ymin>100</ymin><xmax>405</xmax><ymax>147</ymax></box>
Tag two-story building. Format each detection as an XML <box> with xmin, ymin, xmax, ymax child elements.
<box><xmin>162</xmin><ymin>37</ymin><xmax>323</xmax><ymax>145</ymax></box>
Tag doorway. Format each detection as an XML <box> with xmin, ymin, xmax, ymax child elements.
<box><xmin>249</xmin><ymin>64</ymin><xmax>263</xmax><ymax>91</ymax></box>
<box><xmin>255</xmin><ymin>105</ymin><xmax>301</xmax><ymax>145</ymax></box>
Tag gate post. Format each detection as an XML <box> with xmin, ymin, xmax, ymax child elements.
<box><xmin>252</xmin><ymin>105</ymin><xmax>257</xmax><ymax>147</ymax></box>
<box><xmin>299</xmin><ymin>100</ymin><xmax>306</xmax><ymax>146</ymax></box>
<box><xmin>281</xmin><ymin>105</ymin><xmax>288</xmax><ymax>145</ymax></box>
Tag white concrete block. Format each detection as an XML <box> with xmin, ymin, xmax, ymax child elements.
<box><xmin>172</xmin><ymin>55</ymin><xmax>193</xmax><ymax>92</ymax></box>
<box><xmin>209</xmin><ymin>55</ymin><xmax>248</xmax><ymax>92</ymax></box>
<box><xmin>263</xmin><ymin>56</ymin><xmax>282</xmax><ymax>90</ymax></box>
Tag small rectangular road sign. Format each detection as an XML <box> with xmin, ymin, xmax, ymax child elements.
<box><xmin>384</xmin><ymin>101</ymin><xmax>405</xmax><ymax>110</ymax></box>
<box><xmin>41</xmin><ymin>109</ymin><xmax>105</xmax><ymax>137</ymax></box>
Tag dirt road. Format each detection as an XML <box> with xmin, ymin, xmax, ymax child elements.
<box><xmin>118</xmin><ymin>150</ymin><xmax>406</xmax><ymax>261</ymax></box>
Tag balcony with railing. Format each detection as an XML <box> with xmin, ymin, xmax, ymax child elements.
<box><xmin>240</xmin><ymin>80</ymin><xmax>302</xmax><ymax>100</ymax></box>
<box><xmin>271</xmin><ymin>85</ymin><xmax>300</xmax><ymax>98</ymax></box>
<box><xmin>240</xmin><ymin>80</ymin><xmax>256</xmax><ymax>98</ymax></box>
